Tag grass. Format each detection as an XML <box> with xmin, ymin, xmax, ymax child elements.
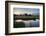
<box><xmin>14</xmin><ymin>22</ymin><xmax>39</xmax><ymax>28</ymax></box>
<box><xmin>14</xmin><ymin>22</ymin><xmax>25</xmax><ymax>28</ymax></box>
<box><xmin>14</xmin><ymin>15</ymin><xmax>39</xmax><ymax>20</ymax></box>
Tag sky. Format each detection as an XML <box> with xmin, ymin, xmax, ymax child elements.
<box><xmin>13</xmin><ymin>8</ymin><xmax>40</xmax><ymax>15</ymax></box>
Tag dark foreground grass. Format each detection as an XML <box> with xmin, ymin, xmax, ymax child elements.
<box><xmin>14</xmin><ymin>22</ymin><xmax>25</xmax><ymax>28</ymax></box>
<box><xmin>14</xmin><ymin>22</ymin><xmax>39</xmax><ymax>28</ymax></box>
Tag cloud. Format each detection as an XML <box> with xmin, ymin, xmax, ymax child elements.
<box><xmin>13</xmin><ymin>8</ymin><xmax>39</xmax><ymax>15</ymax></box>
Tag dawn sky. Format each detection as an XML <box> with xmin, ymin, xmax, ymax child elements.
<box><xmin>13</xmin><ymin>8</ymin><xmax>40</xmax><ymax>15</ymax></box>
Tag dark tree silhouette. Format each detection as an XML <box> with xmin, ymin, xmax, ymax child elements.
<box><xmin>24</xmin><ymin>13</ymin><xmax>27</xmax><ymax>16</ymax></box>
<box><xmin>28</xmin><ymin>14</ymin><xmax>32</xmax><ymax>16</ymax></box>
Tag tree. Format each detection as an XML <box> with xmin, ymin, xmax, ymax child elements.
<box><xmin>24</xmin><ymin>13</ymin><xmax>27</xmax><ymax>16</ymax></box>
<box><xmin>28</xmin><ymin>14</ymin><xmax>32</xmax><ymax>16</ymax></box>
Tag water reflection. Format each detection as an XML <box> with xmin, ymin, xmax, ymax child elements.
<box><xmin>15</xmin><ymin>19</ymin><xmax>39</xmax><ymax>27</ymax></box>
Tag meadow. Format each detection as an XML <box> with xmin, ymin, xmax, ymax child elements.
<box><xmin>14</xmin><ymin>15</ymin><xmax>39</xmax><ymax>20</ymax></box>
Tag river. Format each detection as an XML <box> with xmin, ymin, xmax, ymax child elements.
<box><xmin>15</xmin><ymin>19</ymin><xmax>39</xmax><ymax>27</ymax></box>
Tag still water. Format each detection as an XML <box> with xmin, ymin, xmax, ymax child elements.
<box><xmin>15</xmin><ymin>19</ymin><xmax>39</xmax><ymax>27</ymax></box>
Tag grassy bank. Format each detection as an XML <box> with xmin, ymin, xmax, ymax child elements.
<box><xmin>14</xmin><ymin>15</ymin><xmax>39</xmax><ymax>20</ymax></box>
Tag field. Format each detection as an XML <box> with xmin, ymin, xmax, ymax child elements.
<box><xmin>14</xmin><ymin>15</ymin><xmax>39</xmax><ymax>20</ymax></box>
